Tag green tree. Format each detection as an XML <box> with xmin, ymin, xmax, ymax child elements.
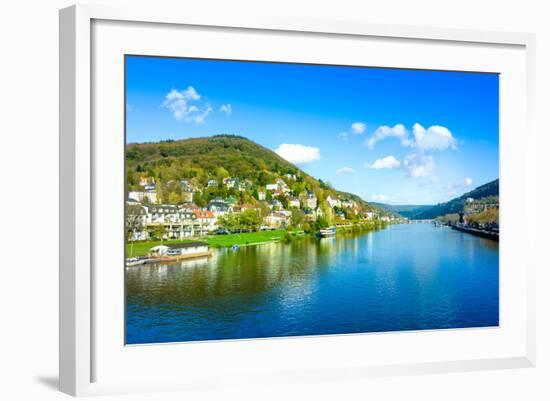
<box><xmin>193</xmin><ymin>191</ymin><xmax>206</xmax><ymax>207</ymax></box>
<box><xmin>152</xmin><ymin>224</ymin><xmax>167</xmax><ymax>241</ymax></box>
<box><xmin>216</xmin><ymin>167</ymin><xmax>230</xmax><ymax>181</ymax></box>
<box><xmin>320</xmin><ymin>201</ymin><xmax>334</xmax><ymax>226</ymax></box>
<box><xmin>290</xmin><ymin>209</ymin><xmax>304</xmax><ymax>228</ymax></box>
<box><xmin>125</xmin><ymin>204</ymin><xmax>144</xmax><ymax>257</ymax></box>
<box><xmin>217</xmin><ymin>213</ymin><xmax>239</xmax><ymax>231</ymax></box>
<box><xmin>240</xmin><ymin>209</ymin><xmax>262</xmax><ymax>231</ymax></box>
<box><xmin>275</xmin><ymin>194</ymin><xmax>288</xmax><ymax>209</ymax></box>
<box><xmin>168</xmin><ymin>192</ymin><xmax>180</xmax><ymax>204</ymax></box>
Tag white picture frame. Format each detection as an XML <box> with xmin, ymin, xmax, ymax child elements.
<box><xmin>59</xmin><ymin>4</ymin><xmax>536</xmax><ymax>397</ymax></box>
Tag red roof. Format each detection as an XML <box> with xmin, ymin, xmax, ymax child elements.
<box><xmin>193</xmin><ymin>210</ymin><xmax>215</xmax><ymax>219</ymax></box>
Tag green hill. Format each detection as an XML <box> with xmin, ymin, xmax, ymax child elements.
<box><xmin>126</xmin><ymin>135</ymin><xmax>385</xmax><ymax>215</ymax></box>
<box><xmin>413</xmin><ymin>179</ymin><xmax>499</xmax><ymax>219</ymax></box>
<box><xmin>127</xmin><ymin>135</ymin><xmax>299</xmax><ymax>179</ymax></box>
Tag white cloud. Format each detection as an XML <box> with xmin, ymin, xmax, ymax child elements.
<box><xmin>403</xmin><ymin>153</ymin><xmax>434</xmax><ymax>177</ymax></box>
<box><xmin>220</xmin><ymin>104</ymin><xmax>232</xmax><ymax>116</ymax></box>
<box><xmin>366</xmin><ymin>155</ymin><xmax>401</xmax><ymax>170</ymax></box>
<box><xmin>365</xmin><ymin>123</ymin><xmax>457</xmax><ymax>152</ymax></box>
<box><xmin>161</xmin><ymin>86</ymin><xmax>210</xmax><ymax>123</ymax></box>
<box><xmin>275</xmin><ymin>144</ymin><xmax>321</xmax><ymax>165</ymax></box>
<box><xmin>351</xmin><ymin>122</ymin><xmax>366</xmax><ymax>135</ymax></box>
<box><xmin>182</xmin><ymin>86</ymin><xmax>200</xmax><ymax>100</ymax></box>
<box><xmin>365</xmin><ymin>124</ymin><xmax>408</xmax><ymax>149</ymax></box>
<box><xmin>411</xmin><ymin>123</ymin><xmax>457</xmax><ymax>151</ymax></box>
<box><xmin>336</xmin><ymin>167</ymin><xmax>354</xmax><ymax>174</ymax></box>
<box><xmin>187</xmin><ymin>105</ymin><xmax>212</xmax><ymax>124</ymax></box>
<box><xmin>363</xmin><ymin>123</ymin><xmax>457</xmax><ymax>179</ymax></box>
<box><xmin>464</xmin><ymin>177</ymin><xmax>473</xmax><ymax>186</ymax></box>
<box><xmin>370</xmin><ymin>194</ymin><xmax>389</xmax><ymax>202</ymax></box>
<box><xmin>338</xmin><ymin>132</ymin><xmax>349</xmax><ymax>141</ymax></box>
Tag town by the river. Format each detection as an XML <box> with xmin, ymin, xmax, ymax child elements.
<box><xmin>126</xmin><ymin>222</ymin><xmax>499</xmax><ymax>344</ymax></box>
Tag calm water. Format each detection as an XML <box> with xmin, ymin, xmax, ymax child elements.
<box><xmin>126</xmin><ymin>223</ymin><xmax>499</xmax><ymax>344</ymax></box>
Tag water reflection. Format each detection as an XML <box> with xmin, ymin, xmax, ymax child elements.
<box><xmin>126</xmin><ymin>224</ymin><xmax>499</xmax><ymax>344</ymax></box>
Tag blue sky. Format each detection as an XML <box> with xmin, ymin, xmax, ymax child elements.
<box><xmin>126</xmin><ymin>55</ymin><xmax>499</xmax><ymax>205</ymax></box>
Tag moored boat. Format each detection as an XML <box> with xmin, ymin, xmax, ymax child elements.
<box><xmin>150</xmin><ymin>241</ymin><xmax>212</xmax><ymax>261</ymax></box>
<box><xmin>318</xmin><ymin>226</ymin><xmax>336</xmax><ymax>237</ymax></box>
<box><xmin>125</xmin><ymin>257</ymin><xmax>147</xmax><ymax>267</ymax></box>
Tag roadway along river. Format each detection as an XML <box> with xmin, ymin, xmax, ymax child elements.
<box><xmin>125</xmin><ymin>223</ymin><xmax>499</xmax><ymax>344</ymax></box>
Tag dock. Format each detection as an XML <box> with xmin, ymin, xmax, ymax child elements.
<box><xmin>451</xmin><ymin>224</ymin><xmax>499</xmax><ymax>241</ymax></box>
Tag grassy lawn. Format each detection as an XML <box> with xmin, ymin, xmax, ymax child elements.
<box><xmin>126</xmin><ymin>229</ymin><xmax>288</xmax><ymax>257</ymax></box>
<box><xmin>205</xmin><ymin>229</ymin><xmax>287</xmax><ymax>247</ymax></box>
<box><xmin>126</xmin><ymin>238</ymin><xmax>198</xmax><ymax>257</ymax></box>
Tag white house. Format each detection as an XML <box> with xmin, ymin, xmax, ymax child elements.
<box><xmin>223</xmin><ymin>177</ymin><xmax>237</xmax><ymax>188</ymax></box>
<box><xmin>181</xmin><ymin>189</ymin><xmax>194</xmax><ymax>203</ymax></box>
<box><xmin>207</xmin><ymin>179</ymin><xmax>218</xmax><ymax>187</ymax></box>
<box><xmin>288</xmin><ymin>197</ymin><xmax>300</xmax><ymax>208</ymax></box>
<box><xmin>276</xmin><ymin>178</ymin><xmax>291</xmax><ymax>194</ymax></box>
<box><xmin>206</xmin><ymin>199</ymin><xmax>233</xmax><ymax>217</ymax></box>
<box><xmin>326</xmin><ymin>195</ymin><xmax>341</xmax><ymax>208</ymax></box>
<box><xmin>265</xmin><ymin>211</ymin><xmax>290</xmax><ymax>228</ymax></box>
<box><xmin>303</xmin><ymin>208</ymin><xmax>316</xmax><ymax>222</ymax></box>
<box><xmin>269</xmin><ymin>199</ymin><xmax>283</xmax><ymax>210</ymax></box>
<box><xmin>193</xmin><ymin>210</ymin><xmax>218</xmax><ymax>233</ymax></box>
<box><xmin>134</xmin><ymin>204</ymin><xmax>200</xmax><ymax>239</ymax></box>
<box><xmin>128</xmin><ymin>190</ymin><xmax>157</xmax><ymax>204</ymax></box>
<box><xmin>306</xmin><ymin>191</ymin><xmax>317</xmax><ymax>209</ymax></box>
<box><xmin>238</xmin><ymin>179</ymin><xmax>251</xmax><ymax>192</ymax></box>
<box><xmin>257</xmin><ymin>191</ymin><xmax>266</xmax><ymax>201</ymax></box>
<box><xmin>341</xmin><ymin>199</ymin><xmax>356</xmax><ymax>209</ymax></box>
<box><xmin>266</xmin><ymin>183</ymin><xmax>278</xmax><ymax>191</ymax></box>
<box><xmin>284</xmin><ymin>173</ymin><xmax>297</xmax><ymax>181</ymax></box>
<box><xmin>180</xmin><ymin>179</ymin><xmax>192</xmax><ymax>190</ymax></box>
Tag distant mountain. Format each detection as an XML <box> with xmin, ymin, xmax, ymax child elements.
<box><xmin>413</xmin><ymin>179</ymin><xmax>499</xmax><ymax>219</ymax></box>
<box><xmin>372</xmin><ymin>203</ymin><xmax>434</xmax><ymax>219</ymax></box>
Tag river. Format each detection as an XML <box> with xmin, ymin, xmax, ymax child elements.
<box><xmin>126</xmin><ymin>223</ymin><xmax>499</xmax><ymax>344</ymax></box>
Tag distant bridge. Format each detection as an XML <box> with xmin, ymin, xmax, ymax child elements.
<box><xmin>408</xmin><ymin>219</ymin><xmax>434</xmax><ymax>224</ymax></box>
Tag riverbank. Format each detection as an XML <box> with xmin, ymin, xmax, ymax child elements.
<box><xmin>126</xmin><ymin>221</ymin><xmax>390</xmax><ymax>257</ymax></box>
<box><xmin>451</xmin><ymin>223</ymin><xmax>499</xmax><ymax>241</ymax></box>
<box><xmin>335</xmin><ymin>220</ymin><xmax>389</xmax><ymax>234</ymax></box>
<box><xmin>127</xmin><ymin>229</ymin><xmax>288</xmax><ymax>257</ymax></box>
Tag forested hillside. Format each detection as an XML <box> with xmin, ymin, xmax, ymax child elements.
<box><xmin>126</xmin><ymin>135</ymin><xmax>383</xmax><ymax>215</ymax></box>
<box><xmin>413</xmin><ymin>179</ymin><xmax>499</xmax><ymax>219</ymax></box>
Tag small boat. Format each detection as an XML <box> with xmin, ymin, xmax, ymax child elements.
<box><xmin>126</xmin><ymin>257</ymin><xmax>146</xmax><ymax>267</ymax></box>
<box><xmin>150</xmin><ymin>242</ymin><xmax>212</xmax><ymax>260</ymax></box>
<box><xmin>318</xmin><ymin>226</ymin><xmax>336</xmax><ymax>237</ymax></box>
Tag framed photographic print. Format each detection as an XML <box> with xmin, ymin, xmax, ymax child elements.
<box><xmin>59</xmin><ymin>4</ymin><xmax>536</xmax><ymax>396</ymax></box>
